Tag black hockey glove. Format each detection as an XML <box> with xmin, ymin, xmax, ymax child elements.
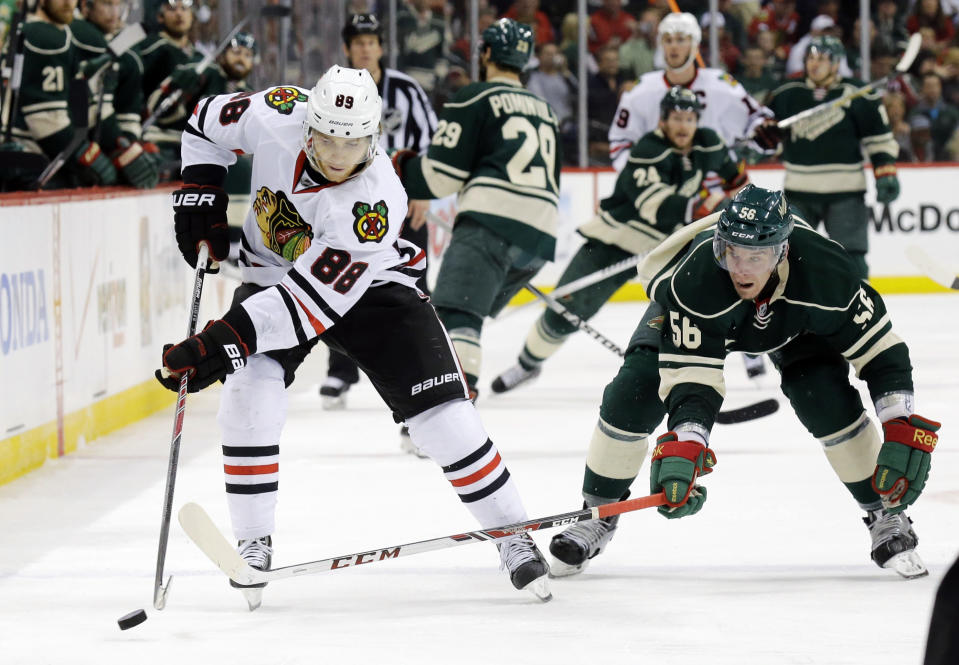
<box><xmin>172</xmin><ymin>184</ymin><xmax>230</xmax><ymax>270</ymax></box>
<box><xmin>155</xmin><ymin>309</ymin><xmax>256</xmax><ymax>393</ymax></box>
<box><xmin>752</xmin><ymin>120</ymin><xmax>782</xmax><ymax>152</ymax></box>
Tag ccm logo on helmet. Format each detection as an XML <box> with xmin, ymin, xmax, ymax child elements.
<box><xmin>730</xmin><ymin>231</ymin><xmax>755</xmax><ymax>239</ymax></box>
<box><xmin>173</xmin><ymin>192</ymin><xmax>218</xmax><ymax>206</ymax></box>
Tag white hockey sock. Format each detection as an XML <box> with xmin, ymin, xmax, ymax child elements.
<box><xmin>521</xmin><ymin>316</ymin><xmax>569</xmax><ymax>365</ymax></box>
<box><xmin>407</xmin><ymin>400</ymin><xmax>528</xmax><ymax>527</ymax></box>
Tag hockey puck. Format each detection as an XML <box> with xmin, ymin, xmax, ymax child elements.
<box><xmin>117</xmin><ymin>609</ymin><xmax>148</xmax><ymax>630</ymax></box>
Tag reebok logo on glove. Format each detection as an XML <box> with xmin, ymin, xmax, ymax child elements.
<box><xmin>912</xmin><ymin>429</ymin><xmax>938</xmax><ymax>450</ymax></box>
<box><xmin>172</xmin><ymin>192</ymin><xmax>219</xmax><ymax>206</ymax></box>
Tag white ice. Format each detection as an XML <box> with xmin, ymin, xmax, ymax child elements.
<box><xmin>1</xmin><ymin>295</ymin><xmax>957</xmax><ymax>665</ymax></box>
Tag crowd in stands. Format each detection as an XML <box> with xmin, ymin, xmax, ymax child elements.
<box><xmin>3</xmin><ymin>0</ymin><xmax>959</xmax><ymax>193</ymax></box>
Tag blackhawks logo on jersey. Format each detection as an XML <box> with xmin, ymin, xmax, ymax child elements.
<box><xmin>264</xmin><ymin>86</ymin><xmax>308</xmax><ymax>114</ymax></box>
<box><xmin>253</xmin><ymin>187</ymin><xmax>313</xmax><ymax>261</ymax></box>
<box><xmin>352</xmin><ymin>200</ymin><xmax>389</xmax><ymax>243</ymax></box>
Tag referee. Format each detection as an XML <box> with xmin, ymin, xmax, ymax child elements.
<box><xmin>320</xmin><ymin>13</ymin><xmax>439</xmax><ymax>419</ymax></box>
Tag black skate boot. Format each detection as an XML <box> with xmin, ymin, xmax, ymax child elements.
<box><xmin>549</xmin><ymin>511</ymin><xmax>620</xmax><ymax>577</ymax></box>
<box><xmin>491</xmin><ymin>361</ymin><xmax>541</xmax><ymax>394</ymax></box>
<box><xmin>864</xmin><ymin>509</ymin><xmax>927</xmax><ymax>579</ymax></box>
<box><xmin>230</xmin><ymin>535</ymin><xmax>273</xmax><ymax>610</ymax></box>
<box><xmin>497</xmin><ymin>534</ymin><xmax>551</xmax><ymax>601</ymax></box>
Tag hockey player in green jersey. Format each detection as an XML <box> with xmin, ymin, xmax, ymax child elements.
<box><xmin>491</xmin><ymin>86</ymin><xmax>746</xmax><ymax>394</ymax></box>
<box><xmin>393</xmin><ymin>17</ymin><xmax>560</xmax><ymax>398</ymax></box>
<box><xmin>764</xmin><ymin>36</ymin><xmax>900</xmax><ymax>280</ymax></box>
<box><xmin>71</xmin><ymin>0</ymin><xmax>157</xmax><ymax>188</ymax></box>
<box><xmin>548</xmin><ymin>185</ymin><xmax>939</xmax><ymax>581</ymax></box>
<box><xmin>6</xmin><ymin>0</ymin><xmax>117</xmax><ymax>188</ymax></box>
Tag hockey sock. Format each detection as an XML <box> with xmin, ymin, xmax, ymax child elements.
<box><xmin>519</xmin><ymin>316</ymin><xmax>570</xmax><ymax>367</ymax></box>
<box><xmin>819</xmin><ymin>413</ymin><xmax>884</xmax><ymax>511</ymax></box>
<box><xmin>581</xmin><ymin>418</ymin><xmax>649</xmax><ymax>501</ymax></box>
<box><xmin>438</xmin><ymin>309</ymin><xmax>483</xmax><ymax>388</ymax></box>
<box><xmin>406</xmin><ymin>400</ymin><xmax>528</xmax><ymax>526</ymax></box>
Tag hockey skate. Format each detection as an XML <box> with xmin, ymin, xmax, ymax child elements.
<box><xmin>742</xmin><ymin>353</ymin><xmax>767</xmax><ymax>379</ymax></box>
<box><xmin>319</xmin><ymin>376</ymin><xmax>352</xmax><ymax>409</ymax></box>
<box><xmin>491</xmin><ymin>362</ymin><xmax>541</xmax><ymax>394</ymax></box>
<box><xmin>864</xmin><ymin>509</ymin><xmax>928</xmax><ymax>579</ymax></box>
<box><xmin>398</xmin><ymin>424</ymin><xmax>428</xmax><ymax>458</ymax></box>
<box><xmin>230</xmin><ymin>536</ymin><xmax>273</xmax><ymax>610</ymax></box>
<box><xmin>549</xmin><ymin>512</ymin><xmax>620</xmax><ymax>577</ymax></box>
<box><xmin>497</xmin><ymin>534</ymin><xmax>551</xmax><ymax>601</ymax></box>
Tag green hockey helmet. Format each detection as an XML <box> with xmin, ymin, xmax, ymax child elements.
<box><xmin>660</xmin><ymin>86</ymin><xmax>702</xmax><ymax>120</ymax></box>
<box><xmin>713</xmin><ymin>184</ymin><xmax>793</xmax><ymax>272</ymax></box>
<box><xmin>806</xmin><ymin>35</ymin><xmax>845</xmax><ymax>63</ymax></box>
<box><xmin>481</xmin><ymin>18</ymin><xmax>534</xmax><ymax>71</ymax></box>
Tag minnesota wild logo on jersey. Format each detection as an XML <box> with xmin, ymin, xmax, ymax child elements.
<box><xmin>264</xmin><ymin>86</ymin><xmax>308</xmax><ymax>114</ymax></box>
<box><xmin>253</xmin><ymin>187</ymin><xmax>312</xmax><ymax>261</ymax></box>
<box><xmin>352</xmin><ymin>201</ymin><xmax>389</xmax><ymax>243</ymax></box>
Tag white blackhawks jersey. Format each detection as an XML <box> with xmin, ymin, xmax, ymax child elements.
<box><xmin>181</xmin><ymin>86</ymin><xmax>423</xmax><ymax>354</ymax></box>
<box><xmin>608</xmin><ymin>68</ymin><xmax>772</xmax><ymax>171</ymax></box>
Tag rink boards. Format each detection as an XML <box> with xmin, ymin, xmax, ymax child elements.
<box><xmin>1</xmin><ymin>164</ymin><xmax>957</xmax><ymax>485</ymax></box>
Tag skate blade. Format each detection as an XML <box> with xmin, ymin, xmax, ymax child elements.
<box><xmin>884</xmin><ymin>550</ymin><xmax>929</xmax><ymax>580</ymax></box>
<box><xmin>240</xmin><ymin>587</ymin><xmax>263</xmax><ymax>611</ymax></box>
<box><xmin>399</xmin><ymin>434</ymin><xmax>429</xmax><ymax>459</ymax></box>
<box><xmin>521</xmin><ymin>575</ymin><xmax>552</xmax><ymax>602</ymax></box>
<box><xmin>320</xmin><ymin>394</ymin><xmax>347</xmax><ymax>410</ymax></box>
<box><xmin>548</xmin><ymin>556</ymin><xmax>588</xmax><ymax>578</ymax></box>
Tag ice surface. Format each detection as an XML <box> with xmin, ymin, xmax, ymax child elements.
<box><xmin>1</xmin><ymin>295</ymin><xmax>956</xmax><ymax>665</ymax></box>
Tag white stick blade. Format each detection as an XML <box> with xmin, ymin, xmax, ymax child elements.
<box><xmin>108</xmin><ymin>23</ymin><xmax>146</xmax><ymax>56</ymax></box>
<box><xmin>905</xmin><ymin>245</ymin><xmax>959</xmax><ymax>290</ymax></box>
<box><xmin>178</xmin><ymin>502</ymin><xmax>257</xmax><ymax>585</ymax></box>
<box><xmin>896</xmin><ymin>33</ymin><xmax>922</xmax><ymax>73</ymax></box>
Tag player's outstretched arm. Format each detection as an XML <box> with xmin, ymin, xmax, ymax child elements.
<box><xmin>873</xmin><ymin>414</ymin><xmax>940</xmax><ymax>513</ymax></box>
<box><xmin>649</xmin><ymin>431</ymin><xmax>717</xmax><ymax>519</ymax></box>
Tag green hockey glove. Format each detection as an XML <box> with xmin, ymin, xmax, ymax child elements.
<box><xmin>872</xmin><ymin>414</ymin><xmax>940</xmax><ymax>513</ymax></box>
<box><xmin>169</xmin><ymin>65</ymin><xmax>204</xmax><ymax>94</ymax></box>
<box><xmin>112</xmin><ymin>138</ymin><xmax>159</xmax><ymax>189</ymax></box>
<box><xmin>74</xmin><ymin>140</ymin><xmax>117</xmax><ymax>186</ymax></box>
<box><xmin>874</xmin><ymin>165</ymin><xmax>900</xmax><ymax>204</ymax></box>
<box><xmin>650</xmin><ymin>432</ymin><xmax>717</xmax><ymax>519</ymax></box>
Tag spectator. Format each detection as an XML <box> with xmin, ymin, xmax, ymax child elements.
<box><xmin>588</xmin><ymin>0</ymin><xmax>634</xmax><ymax>55</ymax></box>
<box><xmin>451</xmin><ymin>6</ymin><xmax>497</xmax><ymax>64</ymax></box>
<box><xmin>618</xmin><ymin>7</ymin><xmax>658</xmax><ymax>80</ymax></box>
<box><xmin>397</xmin><ymin>0</ymin><xmax>451</xmax><ymax>98</ymax></box>
<box><xmin>504</xmin><ymin>0</ymin><xmax>554</xmax><ymax>46</ymax></box>
<box><xmin>844</xmin><ymin>16</ymin><xmax>876</xmax><ymax>79</ymax></box>
<box><xmin>559</xmin><ymin>12</ymin><xmax>590</xmax><ymax>77</ymax></box>
<box><xmin>938</xmin><ymin>47</ymin><xmax>959</xmax><ymax>108</ymax></box>
<box><xmin>873</xmin><ymin>37</ymin><xmax>919</xmax><ymax>109</ymax></box>
<box><xmin>527</xmin><ymin>42</ymin><xmax>575</xmax><ymax>127</ymax></box>
<box><xmin>874</xmin><ymin>0</ymin><xmax>909</xmax><ymax>48</ymax></box>
<box><xmin>587</xmin><ymin>45</ymin><xmax>624</xmax><ymax>164</ymax></box>
<box><xmin>756</xmin><ymin>24</ymin><xmax>788</xmax><ymax>81</ymax></box>
<box><xmin>700</xmin><ymin>11</ymin><xmax>741</xmax><ymax>73</ymax></box>
<box><xmin>906</xmin><ymin>0</ymin><xmax>954</xmax><ymax>55</ymax></box>
<box><xmin>786</xmin><ymin>15</ymin><xmax>851</xmax><ymax>78</ymax></box>
<box><xmin>884</xmin><ymin>91</ymin><xmax>915</xmax><ymax>162</ymax></box>
<box><xmin>738</xmin><ymin>44</ymin><xmax>779</xmax><ymax>103</ymax></box>
<box><xmin>909</xmin><ymin>72</ymin><xmax>959</xmax><ymax>161</ymax></box>
<box><xmin>728</xmin><ymin>0</ymin><xmax>762</xmax><ymax>32</ymax></box>
<box><xmin>712</xmin><ymin>0</ymin><xmax>749</xmax><ymax>52</ymax></box>
<box><xmin>749</xmin><ymin>0</ymin><xmax>800</xmax><ymax>49</ymax></box>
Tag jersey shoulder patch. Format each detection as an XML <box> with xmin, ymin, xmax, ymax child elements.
<box><xmin>262</xmin><ymin>85</ymin><xmax>310</xmax><ymax>115</ymax></box>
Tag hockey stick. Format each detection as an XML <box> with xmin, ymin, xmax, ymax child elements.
<box><xmin>777</xmin><ymin>32</ymin><xmax>921</xmax><ymax>130</ymax></box>
<box><xmin>524</xmin><ymin>283</ymin><xmax>626</xmax><ymax>356</ymax></box>
<box><xmin>142</xmin><ymin>16</ymin><xmax>252</xmax><ymax>132</ymax></box>
<box><xmin>153</xmin><ymin>243</ymin><xmax>211</xmax><ymax>611</ymax></box>
<box><xmin>179</xmin><ymin>492</ymin><xmax>668</xmax><ymax>586</ymax></box>
<box><xmin>715</xmin><ymin>398</ymin><xmax>779</xmax><ymax>425</ymax></box>
<box><xmin>498</xmin><ymin>254</ymin><xmax>643</xmax><ymax>321</ymax></box>
<box><xmin>0</xmin><ymin>0</ymin><xmax>28</xmax><ymax>143</ymax></box>
<box><xmin>906</xmin><ymin>245</ymin><xmax>959</xmax><ymax>291</ymax></box>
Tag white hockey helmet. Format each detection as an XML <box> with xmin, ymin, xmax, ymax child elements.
<box><xmin>658</xmin><ymin>12</ymin><xmax>702</xmax><ymax>72</ymax></box>
<box><xmin>302</xmin><ymin>65</ymin><xmax>382</xmax><ymax>174</ymax></box>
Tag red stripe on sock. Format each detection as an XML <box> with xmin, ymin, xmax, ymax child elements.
<box><xmin>224</xmin><ymin>463</ymin><xmax>279</xmax><ymax>475</ymax></box>
<box><xmin>449</xmin><ymin>453</ymin><xmax>501</xmax><ymax>488</ymax></box>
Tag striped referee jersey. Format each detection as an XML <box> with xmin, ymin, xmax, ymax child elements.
<box><xmin>377</xmin><ymin>67</ymin><xmax>438</xmax><ymax>154</ymax></box>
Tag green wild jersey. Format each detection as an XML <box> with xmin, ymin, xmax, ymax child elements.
<box><xmin>12</xmin><ymin>18</ymin><xmax>76</xmax><ymax>158</ymax></box>
<box><xmin>138</xmin><ymin>31</ymin><xmax>197</xmax><ymax>100</ymax></box>
<box><xmin>114</xmin><ymin>47</ymin><xmax>145</xmax><ymax>141</ymax></box>
<box><xmin>401</xmin><ymin>77</ymin><xmax>561</xmax><ymax>260</ymax></box>
<box><xmin>70</xmin><ymin>18</ymin><xmax>122</xmax><ymax>150</ymax></box>
<box><xmin>580</xmin><ymin>127</ymin><xmax>742</xmax><ymax>256</ymax></box>
<box><xmin>767</xmin><ymin>78</ymin><xmax>898</xmax><ymax>196</ymax></box>
<box><xmin>642</xmin><ymin>211</ymin><xmax>912</xmax><ymax>431</ymax></box>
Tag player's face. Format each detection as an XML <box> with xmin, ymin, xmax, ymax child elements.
<box><xmin>346</xmin><ymin>35</ymin><xmax>383</xmax><ymax>76</ymax></box>
<box><xmin>661</xmin><ymin>32</ymin><xmax>693</xmax><ymax>69</ymax></box>
<box><xmin>85</xmin><ymin>0</ymin><xmax>127</xmax><ymax>33</ymax></box>
<box><xmin>308</xmin><ymin>130</ymin><xmax>373</xmax><ymax>182</ymax></box>
<box><xmin>41</xmin><ymin>0</ymin><xmax>78</xmax><ymax>25</ymax></box>
<box><xmin>720</xmin><ymin>245</ymin><xmax>780</xmax><ymax>300</ymax></box>
<box><xmin>161</xmin><ymin>1</ymin><xmax>193</xmax><ymax>37</ymax></box>
<box><xmin>661</xmin><ymin>109</ymin><xmax>698</xmax><ymax>150</ymax></box>
<box><xmin>221</xmin><ymin>47</ymin><xmax>254</xmax><ymax>80</ymax></box>
<box><xmin>805</xmin><ymin>51</ymin><xmax>837</xmax><ymax>86</ymax></box>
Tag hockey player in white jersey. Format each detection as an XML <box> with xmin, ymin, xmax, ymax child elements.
<box><xmin>608</xmin><ymin>12</ymin><xmax>779</xmax><ymax>172</ymax></box>
<box><xmin>155</xmin><ymin>66</ymin><xmax>551</xmax><ymax>607</ymax></box>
